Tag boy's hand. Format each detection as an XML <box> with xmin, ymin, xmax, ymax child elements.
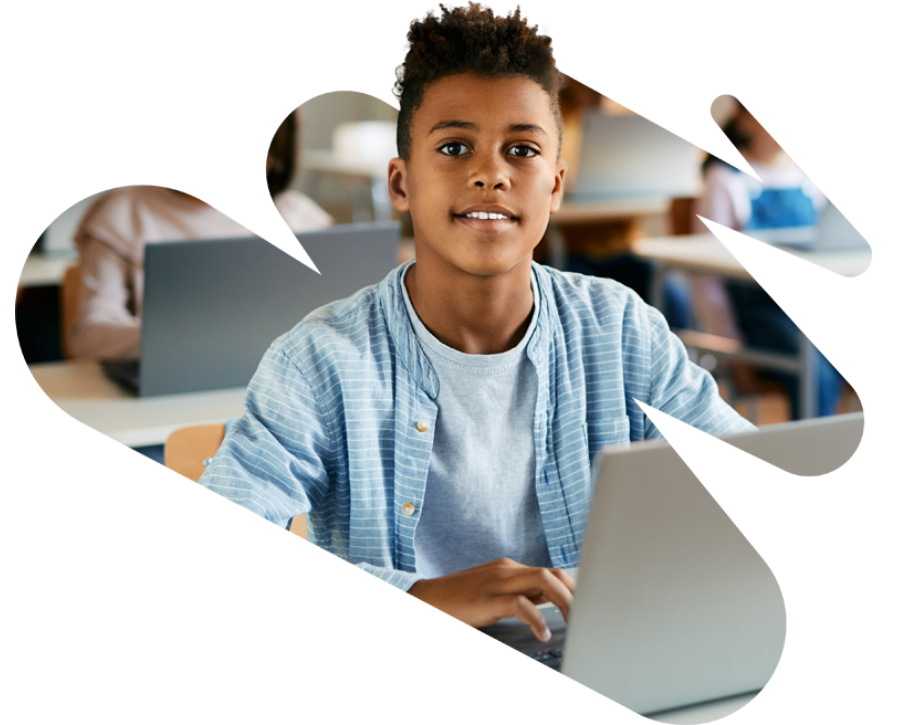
<box><xmin>408</xmin><ymin>558</ymin><xmax>576</xmax><ymax>643</ymax></box>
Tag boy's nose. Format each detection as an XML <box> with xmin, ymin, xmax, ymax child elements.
<box><xmin>469</xmin><ymin>154</ymin><xmax>510</xmax><ymax>190</ymax></box>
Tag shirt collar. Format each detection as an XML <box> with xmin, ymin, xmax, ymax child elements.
<box><xmin>379</xmin><ymin>260</ymin><xmax>556</xmax><ymax>400</ymax></box>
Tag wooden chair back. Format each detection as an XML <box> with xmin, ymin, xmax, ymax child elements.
<box><xmin>60</xmin><ymin>263</ymin><xmax>82</xmax><ymax>359</ymax></box>
<box><xmin>668</xmin><ymin>196</ymin><xmax>698</xmax><ymax>236</ymax></box>
<box><xmin>165</xmin><ymin>423</ymin><xmax>307</xmax><ymax>539</ymax></box>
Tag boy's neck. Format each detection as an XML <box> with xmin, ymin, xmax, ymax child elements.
<box><xmin>404</xmin><ymin>255</ymin><xmax>535</xmax><ymax>356</ymax></box>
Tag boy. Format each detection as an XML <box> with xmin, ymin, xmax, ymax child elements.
<box><xmin>198</xmin><ymin>3</ymin><xmax>752</xmax><ymax>644</ymax></box>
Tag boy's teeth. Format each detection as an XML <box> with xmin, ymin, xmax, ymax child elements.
<box><xmin>465</xmin><ymin>211</ymin><xmax>508</xmax><ymax>220</ymax></box>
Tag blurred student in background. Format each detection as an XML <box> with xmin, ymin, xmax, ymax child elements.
<box><xmin>67</xmin><ymin>111</ymin><xmax>332</xmax><ymax>361</ymax></box>
<box><xmin>553</xmin><ymin>74</ymin><xmax>691</xmax><ymax>329</ymax></box>
<box><xmin>694</xmin><ymin>100</ymin><xmax>845</xmax><ymax>418</ymax></box>
<box><xmin>67</xmin><ymin>112</ymin><xmax>331</xmax><ymax>465</ymax></box>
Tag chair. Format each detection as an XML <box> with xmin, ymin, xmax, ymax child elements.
<box><xmin>668</xmin><ymin>196</ymin><xmax>698</xmax><ymax>237</ymax></box>
<box><xmin>164</xmin><ymin>423</ymin><xmax>307</xmax><ymax>539</ymax></box>
<box><xmin>59</xmin><ymin>262</ymin><xmax>82</xmax><ymax>359</ymax></box>
<box><xmin>667</xmin><ymin>198</ymin><xmax>790</xmax><ymax>424</ymax></box>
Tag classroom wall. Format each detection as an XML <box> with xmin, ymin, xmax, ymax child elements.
<box><xmin>294</xmin><ymin>92</ymin><xmax>399</xmax><ymax>225</ymax></box>
<box><xmin>299</xmin><ymin>91</ymin><xmax>398</xmax><ymax>152</ymax></box>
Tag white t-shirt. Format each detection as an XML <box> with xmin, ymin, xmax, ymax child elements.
<box><xmin>69</xmin><ymin>186</ymin><xmax>332</xmax><ymax>360</ymax></box>
<box><xmin>400</xmin><ymin>266</ymin><xmax>551</xmax><ymax>578</ymax></box>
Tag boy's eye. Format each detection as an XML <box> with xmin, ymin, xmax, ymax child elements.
<box><xmin>439</xmin><ymin>141</ymin><xmax>538</xmax><ymax>159</ymax></box>
<box><xmin>439</xmin><ymin>141</ymin><xmax>465</xmax><ymax>156</ymax></box>
<box><xmin>513</xmin><ymin>144</ymin><xmax>538</xmax><ymax>159</ymax></box>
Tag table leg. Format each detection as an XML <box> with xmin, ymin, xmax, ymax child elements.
<box><xmin>547</xmin><ymin>223</ymin><xmax>567</xmax><ymax>271</ymax></box>
<box><xmin>798</xmin><ymin>336</ymin><xmax>818</xmax><ymax>419</ymax></box>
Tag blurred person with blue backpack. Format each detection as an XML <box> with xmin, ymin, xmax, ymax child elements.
<box><xmin>691</xmin><ymin>97</ymin><xmax>847</xmax><ymax>420</ymax></box>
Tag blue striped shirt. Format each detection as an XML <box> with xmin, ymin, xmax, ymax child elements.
<box><xmin>198</xmin><ymin>261</ymin><xmax>752</xmax><ymax>591</ymax></box>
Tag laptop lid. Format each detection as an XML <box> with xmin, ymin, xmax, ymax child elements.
<box><xmin>561</xmin><ymin>413</ymin><xmax>865</xmax><ymax>715</ymax></box>
<box><xmin>567</xmin><ymin>111</ymin><xmax>701</xmax><ymax>202</ymax></box>
<box><xmin>139</xmin><ymin>221</ymin><xmax>401</xmax><ymax>397</ymax></box>
<box><xmin>815</xmin><ymin>201</ymin><xmax>870</xmax><ymax>252</ymax></box>
<box><xmin>745</xmin><ymin>201</ymin><xmax>869</xmax><ymax>254</ymax></box>
<box><xmin>562</xmin><ymin>412</ymin><xmax>863</xmax><ymax>716</ymax></box>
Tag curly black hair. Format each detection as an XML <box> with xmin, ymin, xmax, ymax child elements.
<box><xmin>394</xmin><ymin>3</ymin><xmax>561</xmax><ymax>160</ymax></box>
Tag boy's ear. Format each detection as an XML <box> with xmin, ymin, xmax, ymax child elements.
<box><xmin>550</xmin><ymin>160</ymin><xmax>567</xmax><ymax>214</ymax></box>
<box><xmin>388</xmin><ymin>157</ymin><xmax>410</xmax><ymax>213</ymax></box>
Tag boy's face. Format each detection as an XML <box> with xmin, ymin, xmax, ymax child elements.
<box><xmin>388</xmin><ymin>73</ymin><xmax>566</xmax><ymax>280</ymax></box>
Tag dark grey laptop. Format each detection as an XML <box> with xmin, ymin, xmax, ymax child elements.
<box><xmin>482</xmin><ymin>412</ymin><xmax>864</xmax><ymax>722</ymax></box>
<box><xmin>127</xmin><ymin>221</ymin><xmax>400</xmax><ymax>396</ymax></box>
<box><xmin>566</xmin><ymin>110</ymin><xmax>701</xmax><ymax>203</ymax></box>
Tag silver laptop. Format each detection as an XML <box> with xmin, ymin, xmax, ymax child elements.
<box><xmin>482</xmin><ymin>412</ymin><xmax>864</xmax><ymax>721</ymax></box>
<box><xmin>566</xmin><ymin>111</ymin><xmax>701</xmax><ymax>202</ymax></box>
<box><xmin>126</xmin><ymin>221</ymin><xmax>400</xmax><ymax>396</ymax></box>
<box><xmin>746</xmin><ymin>200</ymin><xmax>870</xmax><ymax>253</ymax></box>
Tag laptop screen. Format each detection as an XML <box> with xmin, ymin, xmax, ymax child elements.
<box><xmin>139</xmin><ymin>221</ymin><xmax>401</xmax><ymax>396</ymax></box>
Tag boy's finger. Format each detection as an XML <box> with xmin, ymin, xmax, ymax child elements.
<box><xmin>549</xmin><ymin>567</ymin><xmax>577</xmax><ymax>593</ymax></box>
<box><xmin>493</xmin><ymin>568</ymin><xmax>574</xmax><ymax>622</ymax></box>
<box><xmin>501</xmin><ymin>594</ymin><xmax>552</xmax><ymax>643</ymax></box>
<box><xmin>531</xmin><ymin>571</ymin><xmax>574</xmax><ymax>622</ymax></box>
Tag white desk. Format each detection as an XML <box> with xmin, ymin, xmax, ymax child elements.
<box><xmin>19</xmin><ymin>251</ymin><xmax>77</xmax><ymax>288</ymax></box>
<box><xmin>632</xmin><ymin>233</ymin><xmax>870</xmax><ymax>280</ymax></box>
<box><xmin>30</xmin><ymin>360</ymin><xmax>245</xmax><ymax>448</ymax></box>
<box><xmin>632</xmin><ymin>233</ymin><xmax>871</xmax><ymax>419</ymax></box>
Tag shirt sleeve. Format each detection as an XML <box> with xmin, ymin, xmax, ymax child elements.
<box><xmin>355</xmin><ymin>564</ymin><xmax>423</xmax><ymax>591</ymax></box>
<box><xmin>198</xmin><ymin>345</ymin><xmax>331</xmax><ymax>523</ymax></box>
<box><xmin>641</xmin><ymin>302</ymin><xmax>755</xmax><ymax>439</ymax></box>
<box><xmin>67</xmin><ymin>235</ymin><xmax>141</xmax><ymax>360</ymax></box>
<box><xmin>197</xmin><ymin>343</ymin><xmax>425</xmax><ymax>592</ymax></box>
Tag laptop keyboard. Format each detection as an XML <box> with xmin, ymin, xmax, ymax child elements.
<box><xmin>527</xmin><ymin>648</ymin><xmax>564</xmax><ymax>671</ymax></box>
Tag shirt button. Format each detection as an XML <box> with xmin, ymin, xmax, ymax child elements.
<box><xmin>401</xmin><ymin>503</ymin><xmax>416</xmax><ymax>516</ymax></box>
<box><xmin>416</xmin><ymin>419</ymin><xmax>430</xmax><ymax>432</ymax></box>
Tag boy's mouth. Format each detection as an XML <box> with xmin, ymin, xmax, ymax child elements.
<box><xmin>453</xmin><ymin>204</ymin><xmax>519</xmax><ymax>226</ymax></box>
<box><xmin>460</xmin><ymin>211</ymin><xmax>512</xmax><ymax>220</ymax></box>
<box><xmin>453</xmin><ymin>213</ymin><xmax>518</xmax><ymax>231</ymax></box>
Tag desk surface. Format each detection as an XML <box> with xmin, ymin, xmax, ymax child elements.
<box><xmin>301</xmin><ymin>149</ymin><xmax>387</xmax><ymax>179</ymax></box>
<box><xmin>30</xmin><ymin>360</ymin><xmax>245</xmax><ymax>448</ymax></box>
<box><xmin>552</xmin><ymin>197</ymin><xmax>670</xmax><ymax>226</ymax></box>
<box><xmin>20</xmin><ymin>251</ymin><xmax>77</xmax><ymax>288</ymax></box>
<box><xmin>632</xmin><ymin>233</ymin><xmax>871</xmax><ymax>279</ymax></box>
